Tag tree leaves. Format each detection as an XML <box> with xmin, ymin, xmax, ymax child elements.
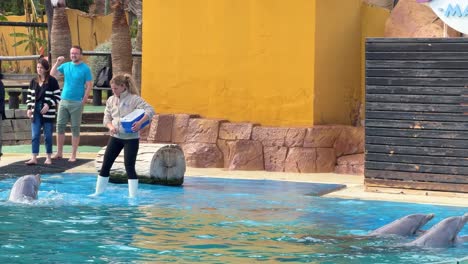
<box><xmin>9</xmin><ymin>29</ymin><xmax>47</xmax><ymax>51</ymax></box>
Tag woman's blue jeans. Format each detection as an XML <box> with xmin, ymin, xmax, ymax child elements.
<box><xmin>31</xmin><ymin>108</ymin><xmax>53</xmax><ymax>155</ymax></box>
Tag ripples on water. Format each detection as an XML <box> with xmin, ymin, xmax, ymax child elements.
<box><xmin>0</xmin><ymin>173</ymin><xmax>466</xmax><ymax>263</ymax></box>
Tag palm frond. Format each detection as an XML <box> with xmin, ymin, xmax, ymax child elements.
<box><xmin>127</xmin><ymin>0</ymin><xmax>142</xmax><ymax>21</ymax></box>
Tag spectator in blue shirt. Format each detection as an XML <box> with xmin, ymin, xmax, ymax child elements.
<box><xmin>51</xmin><ymin>45</ymin><xmax>93</xmax><ymax>162</ymax></box>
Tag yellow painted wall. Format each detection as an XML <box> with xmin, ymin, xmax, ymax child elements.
<box><xmin>142</xmin><ymin>0</ymin><xmax>389</xmax><ymax>127</ymax></box>
<box><xmin>142</xmin><ymin>0</ymin><xmax>316</xmax><ymax>126</ymax></box>
<box><xmin>360</xmin><ymin>4</ymin><xmax>390</xmax><ymax>119</ymax></box>
<box><xmin>66</xmin><ymin>9</ymin><xmax>113</xmax><ymax>52</ymax></box>
<box><xmin>314</xmin><ymin>0</ymin><xmax>362</xmax><ymax>125</ymax></box>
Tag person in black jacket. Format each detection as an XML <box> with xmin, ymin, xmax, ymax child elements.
<box><xmin>0</xmin><ymin>70</ymin><xmax>5</xmax><ymax>161</ymax></box>
<box><xmin>25</xmin><ymin>57</ymin><xmax>61</xmax><ymax>165</ymax></box>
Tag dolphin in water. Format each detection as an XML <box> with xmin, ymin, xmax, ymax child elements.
<box><xmin>8</xmin><ymin>174</ymin><xmax>41</xmax><ymax>203</ymax></box>
<box><xmin>369</xmin><ymin>213</ymin><xmax>435</xmax><ymax>237</ymax></box>
<box><xmin>406</xmin><ymin>213</ymin><xmax>468</xmax><ymax>248</ymax></box>
<box><xmin>299</xmin><ymin>213</ymin><xmax>435</xmax><ymax>243</ymax></box>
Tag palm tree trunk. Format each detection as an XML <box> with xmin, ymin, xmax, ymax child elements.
<box><xmin>111</xmin><ymin>0</ymin><xmax>132</xmax><ymax>75</ymax></box>
<box><xmin>45</xmin><ymin>0</ymin><xmax>53</xmax><ymax>60</ymax></box>
<box><xmin>51</xmin><ymin>0</ymin><xmax>71</xmax><ymax>85</ymax></box>
<box><xmin>129</xmin><ymin>0</ymin><xmax>142</xmax><ymax>91</ymax></box>
<box><xmin>51</xmin><ymin>6</ymin><xmax>71</xmax><ymax>63</ymax></box>
<box><xmin>23</xmin><ymin>0</ymin><xmax>36</xmax><ymax>71</ymax></box>
<box><xmin>90</xmin><ymin>0</ymin><xmax>107</xmax><ymax>15</ymax></box>
<box><xmin>132</xmin><ymin>21</ymin><xmax>142</xmax><ymax>92</ymax></box>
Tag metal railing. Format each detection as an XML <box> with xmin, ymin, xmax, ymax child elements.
<box><xmin>0</xmin><ymin>51</ymin><xmax>141</xmax><ymax>75</ymax></box>
<box><xmin>0</xmin><ymin>51</ymin><xmax>141</xmax><ymax>64</ymax></box>
<box><xmin>1</xmin><ymin>52</ymin><xmax>142</xmax><ymax>108</ymax></box>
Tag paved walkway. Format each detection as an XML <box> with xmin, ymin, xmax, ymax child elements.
<box><xmin>1</xmin><ymin>149</ymin><xmax>467</xmax><ymax>208</ymax></box>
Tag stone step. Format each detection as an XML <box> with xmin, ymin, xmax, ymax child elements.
<box><xmin>53</xmin><ymin>132</ymin><xmax>109</xmax><ymax>147</ymax></box>
<box><xmin>81</xmin><ymin>112</ymin><xmax>104</xmax><ymax>124</ymax></box>
<box><xmin>61</xmin><ymin>124</ymin><xmax>108</xmax><ymax>133</ymax></box>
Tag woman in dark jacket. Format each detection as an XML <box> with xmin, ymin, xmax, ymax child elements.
<box><xmin>25</xmin><ymin>57</ymin><xmax>61</xmax><ymax>165</ymax></box>
<box><xmin>0</xmin><ymin>71</ymin><xmax>5</xmax><ymax>160</ymax></box>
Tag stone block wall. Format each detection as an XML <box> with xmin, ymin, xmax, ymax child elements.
<box><xmin>142</xmin><ymin>114</ymin><xmax>365</xmax><ymax>175</ymax></box>
<box><xmin>1</xmin><ymin>109</ymin><xmax>31</xmax><ymax>146</ymax></box>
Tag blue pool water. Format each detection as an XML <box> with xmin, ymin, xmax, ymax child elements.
<box><xmin>0</xmin><ymin>173</ymin><xmax>466</xmax><ymax>263</ymax></box>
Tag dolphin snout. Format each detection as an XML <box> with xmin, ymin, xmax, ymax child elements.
<box><xmin>462</xmin><ymin>213</ymin><xmax>468</xmax><ymax>223</ymax></box>
<box><xmin>34</xmin><ymin>174</ymin><xmax>41</xmax><ymax>185</ymax></box>
<box><xmin>427</xmin><ymin>213</ymin><xmax>435</xmax><ymax>220</ymax></box>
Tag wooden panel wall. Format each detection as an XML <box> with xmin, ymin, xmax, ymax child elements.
<box><xmin>365</xmin><ymin>38</ymin><xmax>468</xmax><ymax>193</ymax></box>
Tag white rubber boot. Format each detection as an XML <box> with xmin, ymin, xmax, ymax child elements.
<box><xmin>89</xmin><ymin>176</ymin><xmax>109</xmax><ymax>197</ymax></box>
<box><xmin>128</xmin><ymin>179</ymin><xmax>138</xmax><ymax>198</ymax></box>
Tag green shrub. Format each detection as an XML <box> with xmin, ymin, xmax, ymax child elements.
<box><xmin>88</xmin><ymin>41</ymin><xmax>111</xmax><ymax>79</ymax></box>
<box><xmin>88</xmin><ymin>38</ymin><xmax>137</xmax><ymax>79</ymax></box>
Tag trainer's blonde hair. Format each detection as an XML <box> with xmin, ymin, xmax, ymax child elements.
<box><xmin>110</xmin><ymin>73</ymin><xmax>139</xmax><ymax>95</ymax></box>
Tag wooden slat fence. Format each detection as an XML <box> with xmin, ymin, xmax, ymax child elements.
<box><xmin>365</xmin><ymin>38</ymin><xmax>468</xmax><ymax>193</ymax></box>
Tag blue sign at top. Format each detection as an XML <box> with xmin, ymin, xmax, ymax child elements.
<box><xmin>419</xmin><ymin>0</ymin><xmax>468</xmax><ymax>34</ymax></box>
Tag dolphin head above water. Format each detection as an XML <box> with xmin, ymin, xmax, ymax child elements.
<box><xmin>8</xmin><ymin>174</ymin><xmax>41</xmax><ymax>203</ymax></box>
<box><xmin>407</xmin><ymin>213</ymin><xmax>468</xmax><ymax>248</ymax></box>
<box><xmin>369</xmin><ymin>213</ymin><xmax>435</xmax><ymax>237</ymax></box>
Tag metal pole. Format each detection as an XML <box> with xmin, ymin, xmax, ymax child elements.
<box><xmin>0</xmin><ymin>21</ymin><xmax>47</xmax><ymax>27</ymax></box>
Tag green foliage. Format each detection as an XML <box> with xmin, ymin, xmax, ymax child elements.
<box><xmin>5</xmin><ymin>0</ymin><xmax>47</xmax><ymax>55</ymax></box>
<box><xmin>88</xmin><ymin>41</ymin><xmax>112</xmax><ymax>78</ymax></box>
<box><xmin>31</xmin><ymin>0</ymin><xmax>44</xmax><ymax>16</ymax></box>
<box><xmin>0</xmin><ymin>0</ymin><xmax>24</xmax><ymax>16</ymax></box>
<box><xmin>130</xmin><ymin>18</ymin><xmax>139</xmax><ymax>39</ymax></box>
<box><xmin>1</xmin><ymin>61</ymin><xmax>14</xmax><ymax>73</ymax></box>
<box><xmin>88</xmin><ymin>39</ymin><xmax>137</xmax><ymax>78</ymax></box>
<box><xmin>0</xmin><ymin>0</ymin><xmax>92</xmax><ymax>14</ymax></box>
<box><xmin>9</xmin><ymin>29</ymin><xmax>47</xmax><ymax>52</ymax></box>
<box><xmin>0</xmin><ymin>0</ymin><xmax>45</xmax><ymax>18</ymax></box>
<box><xmin>67</xmin><ymin>0</ymin><xmax>93</xmax><ymax>13</ymax></box>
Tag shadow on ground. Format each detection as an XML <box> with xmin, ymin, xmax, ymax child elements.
<box><xmin>0</xmin><ymin>158</ymin><xmax>93</xmax><ymax>178</ymax></box>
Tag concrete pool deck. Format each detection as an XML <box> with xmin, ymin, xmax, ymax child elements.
<box><xmin>1</xmin><ymin>152</ymin><xmax>467</xmax><ymax>208</ymax></box>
